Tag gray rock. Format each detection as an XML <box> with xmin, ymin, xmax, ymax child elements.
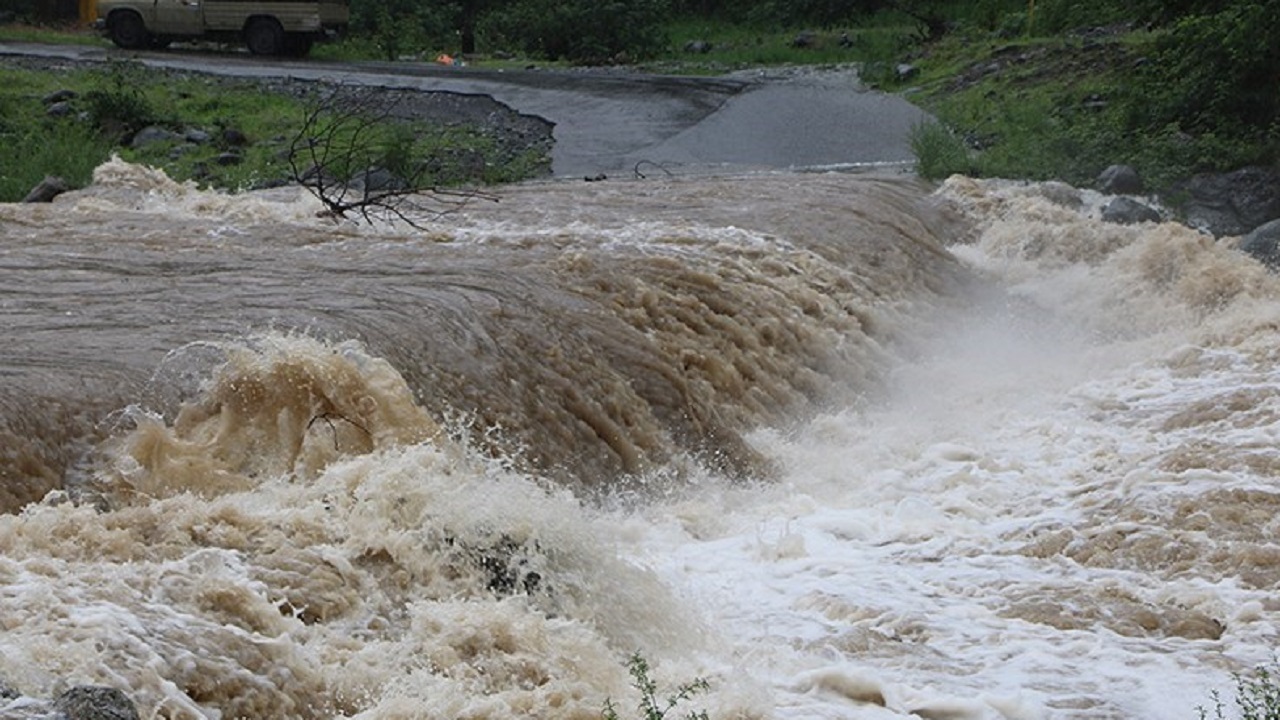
<box><xmin>1239</xmin><ymin>218</ymin><xmax>1280</xmax><ymax>270</ymax></box>
<box><xmin>214</xmin><ymin>152</ymin><xmax>243</xmax><ymax>166</ymax></box>
<box><xmin>22</xmin><ymin>176</ymin><xmax>68</xmax><ymax>203</ymax></box>
<box><xmin>183</xmin><ymin>128</ymin><xmax>212</xmax><ymax>144</ymax></box>
<box><xmin>683</xmin><ymin>40</ymin><xmax>712</xmax><ymax>54</ymax></box>
<box><xmin>350</xmin><ymin>166</ymin><xmax>406</xmax><ymax>193</ymax></box>
<box><xmin>41</xmin><ymin>89</ymin><xmax>77</xmax><ymax>105</ymax></box>
<box><xmin>1101</xmin><ymin>196</ymin><xmax>1161</xmax><ymax>225</ymax></box>
<box><xmin>130</xmin><ymin>126</ymin><xmax>179</xmax><ymax>149</ymax></box>
<box><xmin>53</xmin><ymin>686</ymin><xmax>140</xmax><ymax>720</ymax></box>
<box><xmin>45</xmin><ymin>101</ymin><xmax>74</xmax><ymax>118</ymax></box>
<box><xmin>168</xmin><ymin>143</ymin><xmax>199</xmax><ymax>159</ymax></box>
<box><xmin>791</xmin><ymin>31</ymin><xmax>817</xmax><ymax>48</ymax></box>
<box><xmin>895</xmin><ymin>63</ymin><xmax>919</xmax><ymax>81</ymax></box>
<box><xmin>1179</xmin><ymin>166</ymin><xmax>1280</xmax><ymax>237</ymax></box>
<box><xmin>1097</xmin><ymin>164</ymin><xmax>1142</xmax><ymax>194</ymax></box>
<box><xmin>1038</xmin><ymin>180</ymin><xmax>1083</xmax><ymax>209</ymax></box>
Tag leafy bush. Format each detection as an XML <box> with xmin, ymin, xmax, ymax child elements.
<box><xmin>1200</xmin><ymin>660</ymin><xmax>1280</xmax><ymax>720</ymax></box>
<box><xmin>602</xmin><ymin>652</ymin><xmax>711</xmax><ymax>720</ymax></box>
<box><xmin>1136</xmin><ymin>0</ymin><xmax>1280</xmax><ymax>139</ymax></box>
<box><xmin>83</xmin><ymin>60</ymin><xmax>158</xmax><ymax>138</ymax></box>
<box><xmin>909</xmin><ymin>120</ymin><xmax>974</xmax><ymax>180</ymax></box>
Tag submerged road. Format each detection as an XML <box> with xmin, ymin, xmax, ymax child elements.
<box><xmin>1</xmin><ymin>41</ymin><xmax>930</xmax><ymax>177</ymax></box>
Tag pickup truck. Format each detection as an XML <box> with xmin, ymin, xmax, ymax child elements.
<box><xmin>95</xmin><ymin>0</ymin><xmax>348</xmax><ymax>56</ymax></box>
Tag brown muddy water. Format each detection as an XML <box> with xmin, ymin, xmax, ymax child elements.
<box><xmin>2</xmin><ymin>161</ymin><xmax>1279</xmax><ymax>720</ymax></box>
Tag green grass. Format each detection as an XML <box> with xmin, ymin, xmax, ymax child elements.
<box><xmin>0</xmin><ymin>59</ymin><xmax>550</xmax><ymax>201</ymax></box>
<box><xmin>0</xmin><ymin>22</ymin><xmax>107</xmax><ymax>46</ymax></box>
<box><xmin>886</xmin><ymin>27</ymin><xmax>1278</xmax><ymax>191</ymax></box>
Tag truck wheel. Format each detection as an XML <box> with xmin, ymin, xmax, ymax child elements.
<box><xmin>245</xmin><ymin>17</ymin><xmax>284</xmax><ymax>55</ymax></box>
<box><xmin>109</xmin><ymin>11</ymin><xmax>150</xmax><ymax>50</ymax></box>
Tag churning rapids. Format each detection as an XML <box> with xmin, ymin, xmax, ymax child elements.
<box><xmin>2</xmin><ymin>159</ymin><xmax>1279</xmax><ymax>720</ymax></box>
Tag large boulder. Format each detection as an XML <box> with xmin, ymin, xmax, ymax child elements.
<box><xmin>22</xmin><ymin>176</ymin><xmax>68</xmax><ymax>203</ymax></box>
<box><xmin>1178</xmin><ymin>166</ymin><xmax>1280</xmax><ymax>237</ymax></box>
<box><xmin>1097</xmin><ymin>164</ymin><xmax>1143</xmax><ymax>194</ymax></box>
<box><xmin>1101</xmin><ymin>196</ymin><xmax>1161</xmax><ymax>225</ymax></box>
<box><xmin>1239</xmin><ymin>218</ymin><xmax>1280</xmax><ymax>270</ymax></box>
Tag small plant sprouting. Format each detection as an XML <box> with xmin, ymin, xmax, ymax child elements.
<box><xmin>602</xmin><ymin>652</ymin><xmax>711</xmax><ymax>720</ymax></box>
<box><xmin>1199</xmin><ymin>659</ymin><xmax>1280</xmax><ymax>720</ymax></box>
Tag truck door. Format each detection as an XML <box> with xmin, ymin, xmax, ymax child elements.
<box><xmin>153</xmin><ymin>0</ymin><xmax>203</xmax><ymax>35</ymax></box>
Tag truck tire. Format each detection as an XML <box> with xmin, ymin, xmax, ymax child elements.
<box><xmin>108</xmin><ymin>11</ymin><xmax>150</xmax><ymax>50</ymax></box>
<box><xmin>245</xmin><ymin>17</ymin><xmax>284</xmax><ymax>56</ymax></box>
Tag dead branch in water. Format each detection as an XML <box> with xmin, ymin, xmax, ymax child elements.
<box><xmin>307</xmin><ymin>411</ymin><xmax>372</xmax><ymax>452</ymax></box>
<box><xmin>287</xmin><ymin>85</ymin><xmax>498</xmax><ymax>229</ymax></box>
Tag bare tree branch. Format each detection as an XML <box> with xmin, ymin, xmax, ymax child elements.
<box><xmin>287</xmin><ymin>85</ymin><xmax>499</xmax><ymax>229</ymax></box>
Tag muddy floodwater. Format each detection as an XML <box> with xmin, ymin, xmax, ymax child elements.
<box><xmin>2</xmin><ymin>161</ymin><xmax>1279</xmax><ymax>719</ymax></box>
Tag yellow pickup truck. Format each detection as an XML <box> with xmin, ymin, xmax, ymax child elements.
<box><xmin>95</xmin><ymin>0</ymin><xmax>348</xmax><ymax>56</ymax></box>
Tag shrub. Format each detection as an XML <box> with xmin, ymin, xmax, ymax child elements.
<box><xmin>83</xmin><ymin>60</ymin><xmax>158</xmax><ymax>138</ymax></box>
<box><xmin>1199</xmin><ymin>659</ymin><xmax>1280</xmax><ymax>720</ymax></box>
<box><xmin>1136</xmin><ymin>0</ymin><xmax>1280</xmax><ymax>139</ymax></box>
<box><xmin>601</xmin><ymin>652</ymin><xmax>711</xmax><ymax>720</ymax></box>
<box><xmin>910</xmin><ymin>120</ymin><xmax>974</xmax><ymax>180</ymax></box>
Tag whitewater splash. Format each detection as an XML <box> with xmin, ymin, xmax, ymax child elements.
<box><xmin>1</xmin><ymin>160</ymin><xmax>1278</xmax><ymax>719</ymax></box>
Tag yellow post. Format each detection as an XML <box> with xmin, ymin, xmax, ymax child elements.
<box><xmin>79</xmin><ymin>0</ymin><xmax>97</xmax><ymax>25</ymax></box>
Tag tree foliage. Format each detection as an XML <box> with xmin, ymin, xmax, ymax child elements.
<box><xmin>1139</xmin><ymin>0</ymin><xmax>1280</xmax><ymax>138</ymax></box>
<box><xmin>478</xmin><ymin>0</ymin><xmax>671</xmax><ymax>63</ymax></box>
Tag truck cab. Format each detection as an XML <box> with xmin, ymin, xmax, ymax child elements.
<box><xmin>96</xmin><ymin>0</ymin><xmax>348</xmax><ymax>56</ymax></box>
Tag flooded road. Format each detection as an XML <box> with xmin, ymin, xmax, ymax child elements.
<box><xmin>0</xmin><ymin>40</ymin><xmax>930</xmax><ymax>176</ymax></box>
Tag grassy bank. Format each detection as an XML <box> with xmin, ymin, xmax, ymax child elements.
<box><xmin>4</xmin><ymin>9</ymin><xmax>1277</xmax><ymax>201</ymax></box>
<box><xmin>0</xmin><ymin>54</ymin><xmax>551</xmax><ymax>202</ymax></box>
<box><xmin>892</xmin><ymin>27</ymin><xmax>1278</xmax><ymax>194</ymax></box>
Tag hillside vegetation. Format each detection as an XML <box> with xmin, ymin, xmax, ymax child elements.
<box><xmin>2</xmin><ymin>0</ymin><xmax>1277</xmax><ymax>199</ymax></box>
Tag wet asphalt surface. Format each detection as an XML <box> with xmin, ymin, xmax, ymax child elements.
<box><xmin>1</xmin><ymin>41</ymin><xmax>931</xmax><ymax>178</ymax></box>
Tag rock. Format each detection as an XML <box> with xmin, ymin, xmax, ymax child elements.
<box><xmin>683</xmin><ymin>40</ymin><xmax>712</xmax><ymax>54</ymax></box>
<box><xmin>130</xmin><ymin>125</ymin><xmax>179</xmax><ymax>149</ymax></box>
<box><xmin>22</xmin><ymin>176</ymin><xmax>68</xmax><ymax>203</ymax></box>
<box><xmin>791</xmin><ymin>31</ymin><xmax>817</xmax><ymax>48</ymax></box>
<box><xmin>1239</xmin><ymin>218</ymin><xmax>1280</xmax><ymax>270</ymax></box>
<box><xmin>183</xmin><ymin>128</ymin><xmax>212</xmax><ymax>144</ymax></box>
<box><xmin>45</xmin><ymin>101</ymin><xmax>74</xmax><ymax>118</ymax></box>
<box><xmin>0</xmin><ymin>678</ymin><xmax>17</xmax><ymax>698</ymax></box>
<box><xmin>221</xmin><ymin>128</ymin><xmax>249</xmax><ymax>146</ymax></box>
<box><xmin>1101</xmin><ymin>196</ymin><xmax>1160</xmax><ymax>225</ymax></box>
<box><xmin>1038</xmin><ymin>180</ymin><xmax>1083</xmax><ymax>209</ymax></box>
<box><xmin>838</xmin><ymin>32</ymin><xmax>853</xmax><ymax>48</ymax></box>
<box><xmin>41</xmin><ymin>89</ymin><xmax>77</xmax><ymax>105</ymax></box>
<box><xmin>53</xmin><ymin>686</ymin><xmax>140</xmax><ymax>720</ymax></box>
<box><xmin>350</xmin><ymin>166</ymin><xmax>405</xmax><ymax>193</ymax></box>
<box><xmin>214</xmin><ymin>151</ymin><xmax>242</xmax><ymax>166</ymax></box>
<box><xmin>1179</xmin><ymin>166</ymin><xmax>1280</xmax><ymax>237</ymax></box>
<box><xmin>1097</xmin><ymin>164</ymin><xmax>1143</xmax><ymax>194</ymax></box>
<box><xmin>895</xmin><ymin>63</ymin><xmax>919</xmax><ymax>81</ymax></box>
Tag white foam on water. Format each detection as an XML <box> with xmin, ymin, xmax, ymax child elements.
<box><xmin>618</xmin><ymin>176</ymin><xmax>1280</xmax><ymax>719</ymax></box>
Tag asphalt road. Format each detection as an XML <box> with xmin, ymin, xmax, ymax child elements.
<box><xmin>0</xmin><ymin>41</ymin><xmax>931</xmax><ymax>178</ymax></box>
